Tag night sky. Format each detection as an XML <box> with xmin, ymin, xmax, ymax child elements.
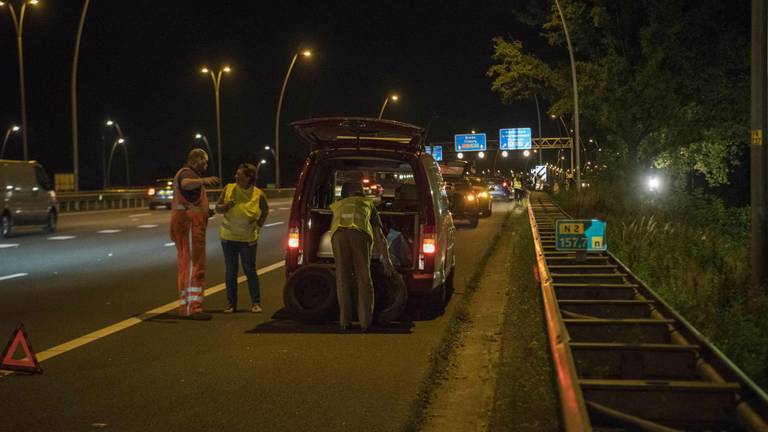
<box><xmin>0</xmin><ymin>1</ymin><xmax>556</xmax><ymax>189</ymax></box>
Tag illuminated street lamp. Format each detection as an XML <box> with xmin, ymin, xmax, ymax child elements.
<box><xmin>457</xmin><ymin>152</ymin><xmax>464</xmax><ymax>160</ymax></box>
<box><xmin>275</xmin><ymin>49</ymin><xmax>312</xmax><ymax>188</ymax></box>
<box><xmin>1</xmin><ymin>0</ymin><xmax>39</xmax><ymax>161</ymax></box>
<box><xmin>200</xmin><ymin>65</ymin><xmax>231</xmax><ymax>180</ymax></box>
<box><xmin>378</xmin><ymin>94</ymin><xmax>399</xmax><ymax>119</ymax></box>
<box><xmin>193</xmin><ymin>132</ymin><xmax>215</xmax><ymax>170</ymax></box>
<box><xmin>501</xmin><ymin>150</ymin><xmax>508</xmax><ymax>158</ymax></box>
<box><xmin>0</xmin><ymin>125</ymin><xmax>21</xmax><ymax>158</ymax></box>
<box><xmin>103</xmin><ymin>119</ymin><xmax>129</xmax><ymax>188</ymax></box>
<box><xmin>523</xmin><ymin>150</ymin><xmax>530</xmax><ymax>157</ymax></box>
<box><xmin>478</xmin><ymin>151</ymin><xmax>486</xmax><ymax>159</ymax></box>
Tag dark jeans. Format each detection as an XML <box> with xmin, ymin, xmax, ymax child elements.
<box><xmin>221</xmin><ymin>240</ymin><xmax>260</xmax><ymax>308</ymax></box>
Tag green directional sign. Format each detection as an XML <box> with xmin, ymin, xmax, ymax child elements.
<box><xmin>555</xmin><ymin>219</ymin><xmax>607</xmax><ymax>251</ymax></box>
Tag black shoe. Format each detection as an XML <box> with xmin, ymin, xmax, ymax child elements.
<box><xmin>187</xmin><ymin>312</ymin><xmax>212</xmax><ymax>321</ymax></box>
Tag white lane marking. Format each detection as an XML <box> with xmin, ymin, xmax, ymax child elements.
<box><xmin>0</xmin><ymin>273</ymin><xmax>28</xmax><ymax>281</ymax></box>
<box><xmin>129</xmin><ymin>213</ymin><xmax>150</xmax><ymax>218</ymax></box>
<box><xmin>164</xmin><ymin>242</ymin><xmax>176</xmax><ymax>247</ymax></box>
<box><xmin>277</xmin><ymin>207</ymin><xmax>290</xmax><ymax>210</ymax></box>
<box><xmin>137</xmin><ymin>224</ymin><xmax>159</xmax><ymax>229</ymax></box>
<box><xmin>97</xmin><ymin>229</ymin><xmax>122</xmax><ymax>234</ymax></box>
<box><xmin>264</xmin><ymin>222</ymin><xmax>284</xmax><ymax>227</ymax></box>
<box><xmin>47</xmin><ymin>236</ymin><xmax>76</xmax><ymax>241</ymax></box>
<box><xmin>24</xmin><ymin>261</ymin><xmax>285</xmax><ymax>365</ymax></box>
<box><xmin>0</xmin><ymin>243</ymin><xmax>20</xmax><ymax>249</ymax></box>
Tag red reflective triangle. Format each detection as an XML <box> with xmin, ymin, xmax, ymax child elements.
<box><xmin>0</xmin><ymin>323</ymin><xmax>42</xmax><ymax>374</ymax></box>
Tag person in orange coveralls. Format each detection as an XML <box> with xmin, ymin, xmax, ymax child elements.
<box><xmin>170</xmin><ymin>148</ymin><xmax>219</xmax><ymax>320</ymax></box>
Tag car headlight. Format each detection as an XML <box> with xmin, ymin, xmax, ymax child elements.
<box><xmin>478</xmin><ymin>192</ymin><xmax>488</xmax><ymax>198</ymax></box>
<box><xmin>465</xmin><ymin>194</ymin><xmax>475</xmax><ymax>201</ymax></box>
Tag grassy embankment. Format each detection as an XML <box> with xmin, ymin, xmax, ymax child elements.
<box><xmin>553</xmin><ymin>183</ymin><xmax>768</xmax><ymax>389</ymax></box>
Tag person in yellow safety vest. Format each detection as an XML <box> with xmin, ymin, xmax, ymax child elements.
<box><xmin>216</xmin><ymin>163</ymin><xmax>269</xmax><ymax>314</ymax></box>
<box><xmin>170</xmin><ymin>148</ymin><xmax>220</xmax><ymax>320</ymax></box>
<box><xmin>330</xmin><ymin>181</ymin><xmax>395</xmax><ymax>332</ymax></box>
<box><xmin>513</xmin><ymin>177</ymin><xmax>523</xmax><ymax>202</ymax></box>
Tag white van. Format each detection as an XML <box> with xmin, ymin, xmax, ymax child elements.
<box><xmin>0</xmin><ymin>160</ymin><xmax>58</xmax><ymax>238</ymax></box>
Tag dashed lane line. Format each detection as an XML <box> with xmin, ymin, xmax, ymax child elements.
<box><xmin>97</xmin><ymin>230</ymin><xmax>122</xmax><ymax>234</ymax></box>
<box><xmin>164</xmin><ymin>242</ymin><xmax>175</xmax><ymax>247</ymax></box>
<box><xmin>129</xmin><ymin>213</ymin><xmax>151</xmax><ymax>218</ymax></box>
<box><xmin>0</xmin><ymin>244</ymin><xmax>20</xmax><ymax>249</ymax></box>
<box><xmin>5</xmin><ymin>260</ymin><xmax>285</xmax><ymax>367</ymax></box>
<box><xmin>264</xmin><ymin>222</ymin><xmax>285</xmax><ymax>227</ymax></box>
<box><xmin>47</xmin><ymin>236</ymin><xmax>77</xmax><ymax>241</ymax></box>
<box><xmin>0</xmin><ymin>273</ymin><xmax>28</xmax><ymax>281</ymax></box>
<box><xmin>137</xmin><ymin>224</ymin><xmax>159</xmax><ymax>229</ymax></box>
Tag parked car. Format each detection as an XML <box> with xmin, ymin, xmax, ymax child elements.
<box><xmin>468</xmin><ymin>176</ymin><xmax>492</xmax><ymax>217</ymax></box>
<box><xmin>485</xmin><ymin>176</ymin><xmax>512</xmax><ymax>201</ymax></box>
<box><xmin>283</xmin><ymin>117</ymin><xmax>457</xmax><ymax>320</ymax></box>
<box><xmin>148</xmin><ymin>178</ymin><xmax>174</xmax><ymax>209</ymax></box>
<box><xmin>439</xmin><ymin>160</ymin><xmax>480</xmax><ymax>227</ymax></box>
<box><xmin>0</xmin><ymin>159</ymin><xmax>58</xmax><ymax>238</ymax></box>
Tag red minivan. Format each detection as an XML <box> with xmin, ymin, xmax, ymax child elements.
<box><xmin>283</xmin><ymin>117</ymin><xmax>456</xmax><ymax>321</ymax></box>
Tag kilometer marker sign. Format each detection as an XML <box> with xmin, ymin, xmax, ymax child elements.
<box><xmin>555</xmin><ymin>219</ymin><xmax>607</xmax><ymax>251</ymax></box>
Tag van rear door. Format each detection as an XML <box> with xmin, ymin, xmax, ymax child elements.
<box><xmin>291</xmin><ymin>117</ymin><xmax>426</xmax><ymax>153</ymax></box>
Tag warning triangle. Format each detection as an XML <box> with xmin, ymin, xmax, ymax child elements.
<box><xmin>0</xmin><ymin>323</ymin><xmax>42</xmax><ymax>374</ymax></box>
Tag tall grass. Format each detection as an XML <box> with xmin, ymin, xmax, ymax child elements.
<box><xmin>553</xmin><ymin>183</ymin><xmax>768</xmax><ymax>389</ymax></box>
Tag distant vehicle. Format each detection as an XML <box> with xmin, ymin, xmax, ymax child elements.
<box><xmin>0</xmin><ymin>159</ymin><xmax>58</xmax><ymax>238</ymax></box>
<box><xmin>283</xmin><ymin>117</ymin><xmax>457</xmax><ymax>320</ymax></box>
<box><xmin>468</xmin><ymin>176</ymin><xmax>492</xmax><ymax>217</ymax></box>
<box><xmin>439</xmin><ymin>160</ymin><xmax>480</xmax><ymax>228</ymax></box>
<box><xmin>362</xmin><ymin>178</ymin><xmax>383</xmax><ymax>197</ymax></box>
<box><xmin>148</xmin><ymin>178</ymin><xmax>174</xmax><ymax>209</ymax></box>
<box><xmin>484</xmin><ymin>176</ymin><xmax>512</xmax><ymax>201</ymax></box>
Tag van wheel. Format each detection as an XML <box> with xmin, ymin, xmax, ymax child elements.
<box><xmin>1</xmin><ymin>213</ymin><xmax>11</xmax><ymax>239</ymax></box>
<box><xmin>43</xmin><ymin>210</ymin><xmax>57</xmax><ymax>234</ymax></box>
<box><xmin>283</xmin><ymin>264</ymin><xmax>338</xmax><ymax>321</ymax></box>
<box><xmin>467</xmin><ymin>213</ymin><xmax>479</xmax><ymax>228</ymax></box>
<box><xmin>372</xmin><ymin>263</ymin><xmax>408</xmax><ymax>324</ymax></box>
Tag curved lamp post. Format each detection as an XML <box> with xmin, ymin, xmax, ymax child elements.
<box><xmin>193</xmin><ymin>132</ymin><xmax>215</xmax><ymax>170</ymax></box>
<box><xmin>200</xmin><ymin>65</ymin><xmax>231</xmax><ymax>180</ymax></box>
<box><xmin>104</xmin><ymin>120</ymin><xmax>127</xmax><ymax>188</ymax></box>
<box><xmin>1</xmin><ymin>0</ymin><xmax>39</xmax><ymax>161</ymax></box>
<box><xmin>71</xmin><ymin>0</ymin><xmax>91</xmax><ymax>192</ymax></box>
<box><xmin>1</xmin><ymin>125</ymin><xmax>21</xmax><ymax>159</ymax></box>
<box><xmin>378</xmin><ymin>94</ymin><xmax>399</xmax><ymax>119</ymax></box>
<box><xmin>106</xmin><ymin>137</ymin><xmax>129</xmax><ymax>188</ymax></box>
<box><xmin>275</xmin><ymin>49</ymin><xmax>311</xmax><ymax>189</ymax></box>
<box><xmin>554</xmin><ymin>0</ymin><xmax>581</xmax><ymax>191</ymax></box>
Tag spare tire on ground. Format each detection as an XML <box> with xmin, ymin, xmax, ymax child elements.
<box><xmin>372</xmin><ymin>263</ymin><xmax>408</xmax><ymax>324</ymax></box>
<box><xmin>283</xmin><ymin>264</ymin><xmax>338</xmax><ymax>321</ymax></box>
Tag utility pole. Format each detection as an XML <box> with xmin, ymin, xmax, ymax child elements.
<box><xmin>71</xmin><ymin>0</ymin><xmax>91</xmax><ymax>192</ymax></box>
<box><xmin>554</xmin><ymin>0</ymin><xmax>581</xmax><ymax>192</ymax></box>
<box><xmin>751</xmin><ymin>0</ymin><xmax>768</xmax><ymax>291</ymax></box>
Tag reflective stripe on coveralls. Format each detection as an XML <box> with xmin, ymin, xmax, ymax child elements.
<box><xmin>329</xmin><ymin>196</ymin><xmax>374</xmax><ymax>241</ymax></box>
<box><xmin>169</xmin><ymin>167</ymin><xmax>209</xmax><ymax>317</ymax></box>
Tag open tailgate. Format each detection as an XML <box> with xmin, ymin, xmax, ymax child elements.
<box><xmin>290</xmin><ymin>117</ymin><xmax>425</xmax><ymax>153</ymax></box>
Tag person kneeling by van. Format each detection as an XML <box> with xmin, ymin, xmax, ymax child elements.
<box><xmin>331</xmin><ymin>182</ymin><xmax>395</xmax><ymax>332</ymax></box>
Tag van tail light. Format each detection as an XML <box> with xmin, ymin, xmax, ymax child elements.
<box><xmin>288</xmin><ymin>227</ymin><xmax>300</xmax><ymax>249</ymax></box>
<box><xmin>422</xmin><ymin>225</ymin><xmax>436</xmax><ymax>254</ymax></box>
<box><xmin>148</xmin><ymin>188</ymin><xmax>156</xmax><ymax>196</ymax></box>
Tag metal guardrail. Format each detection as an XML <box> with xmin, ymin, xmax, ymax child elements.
<box><xmin>528</xmin><ymin>192</ymin><xmax>768</xmax><ymax>431</ymax></box>
<box><xmin>56</xmin><ymin>188</ymin><xmax>296</xmax><ymax>213</ymax></box>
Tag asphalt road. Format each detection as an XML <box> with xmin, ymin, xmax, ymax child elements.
<box><xmin>0</xmin><ymin>200</ymin><xmax>514</xmax><ymax>431</ymax></box>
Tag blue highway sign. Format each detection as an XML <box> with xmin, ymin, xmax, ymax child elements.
<box><xmin>555</xmin><ymin>219</ymin><xmax>607</xmax><ymax>251</ymax></box>
<box><xmin>426</xmin><ymin>145</ymin><xmax>443</xmax><ymax>161</ymax></box>
<box><xmin>500</xmin><ymin>128</ymin><xmax>532</xmax><ymax>150</ymax></box>
<box><xmin>454</xmin><ymin>134</ymin><xmax>487</xmax><ymax>152</ymax></box>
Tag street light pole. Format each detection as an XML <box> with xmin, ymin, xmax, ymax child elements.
<box><xmin>201</xmin><ymin>66</ymin><xmax>230</xmax><ymax>180</ymax></box>
<box><xmin>534</xmin><ymin>94</ymin><xmax>543</xmax><ymax>164</ymax></box>
<box><xmin>104</xmin><ymin>120</ymin><xmax>125</xmax><ymax>188</ymax></box>
<box><xmin>378</xmin><ymin>94</ymin><xmax>399</xmax><ymax>119</ymax></box>
<box><xmin>2</xmin><ymin>0</ymin><xmax>37</xmax><ymax>161</ymax></box>
<box><xmin>275</xmin><ymin>50</ymin><xmax>311</xmax><ymax>189</ymax></box>
<box><xmin>193</xmin><ymin>133</ymin><xmax>215</xmax><ymax>171</ymax></box>
<box><xmin>1</xmin><ymin>125</ymin><xmax>20</xmax><ymax>159</ymax></box>
<box><xmin>554</xmin><ymin>0</ymin><xmax>581</xmax><ymax>192</ymax></box>
<box><xmin>71</xmin><ymin>0</ymin><xmax>91</xmax><ymax>192</ymax></box>
<box><xmin>106</xmin><ymin>137</ymin><xmax>128</xmax><ymax>188</ymax></box>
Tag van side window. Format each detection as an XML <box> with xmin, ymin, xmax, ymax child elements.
<box><xmin>35</xmin><ymin>166</ymin><xmax>52</xmax><ymax>191</ymax></box>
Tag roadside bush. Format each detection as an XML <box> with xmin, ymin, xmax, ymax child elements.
<box><xmin>553</xmin><ymin>184</ymin><xmax>768</xmax><ymax>389</ymax></box>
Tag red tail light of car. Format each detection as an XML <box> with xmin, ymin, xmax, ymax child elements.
<box><xmin>288</xmin><ymin>227</ymin><xmax>300</xmax><ymax>249</ymax></box>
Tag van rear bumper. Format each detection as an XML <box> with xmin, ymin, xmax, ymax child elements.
<box><xmin>406</xmin><ymin>272</ymin><xmax>435</xmax><ymax>296</ymax></box>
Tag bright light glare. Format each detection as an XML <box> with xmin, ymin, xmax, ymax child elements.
<box><xmin>195</xmin><ymin>133</ymin><xmax>202</xmax><ymax>139</ymax></box>
<box><xmin>223</xmin><ymin>66</ymin><xmax>232</xmax><ymax>73</ymax></box>
<box><xmin>501</xmin><ymin>151</ymin><xmax>508</xmax><ymax>158</ymax></box>
<box><xmin>647</xmin><ymin>176</ymin><xmax>661</xmax><ymax>191</ymax></box>
<box><xmin>523</xmin><ymin>150</ymin><xmax>530</xmax><ymax>157</ymax></box>
<box><xmin>118</xmin><ymin>138</ymin><xmax>125</xmax><ymax>144</ymax></box>
<box><xmin>478</xmin><ymin>152</ymin><xmax>485</xmax><ymax>159</ymax></box>
<box><xmin>11</xmin><ymin>126</ymin><xmax>20</xmax><ymax>132</ymax></box>
<box><xmin>201</xmin><ymin>67</ymin><xmax>209</xmax><ymax>74</ymax></box>
<box><xmin>264</xmin><ymin>146</ymin><xmax>271</xmax><ymax>150</ymax></box>
<box><xmin>260</xmin><ymin>159</ymin><xmax>267</xmax><ymax>164</ymax></box>
<box><xmin>106</xmin><ymin>120</ymin><xmax>114</xmax><ymax>126</ymax></box>
<box><xmin>457</xmin><ymin>152</ymin><xmax>464</xmax><ymax>159</ymax></box>
<box><xmin>391</xmin><ymin>95</ymin><xmax>399</xmax><ymax>101</ymax></box>
<box><xmin>29</xmin><ymin>0</ymin><xmax>39</xmax><ymax>5</ymax></box>
<box><xmin>302</xmin><ymin>50</ymin><xmax>312</xmax><ymax>57</ymax></box>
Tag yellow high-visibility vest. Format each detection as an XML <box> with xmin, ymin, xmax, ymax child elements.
<box><xmin>514</xmin><ymin>179</ymin><xmax>522</xmax><ymax>189</ymax></box>
<box><xmin>220</xmin><ymin>183</ymin><xmax>264</xmax><ymax>242</ymax></box>
<box><xmin>330</xmin><ymin>196</ymin><xmax>374</xmax><ymax>241</ymax></box>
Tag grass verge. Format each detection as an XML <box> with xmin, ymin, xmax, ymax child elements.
<box><xmin>401</xmin><ymin>210</ymin><xmax>514</xmax><ymax>432</ymax></box>
<box><xmin>488</xmin><ymin>206</ymin><xmax>560</xmax><ymax>431</ymax></box>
